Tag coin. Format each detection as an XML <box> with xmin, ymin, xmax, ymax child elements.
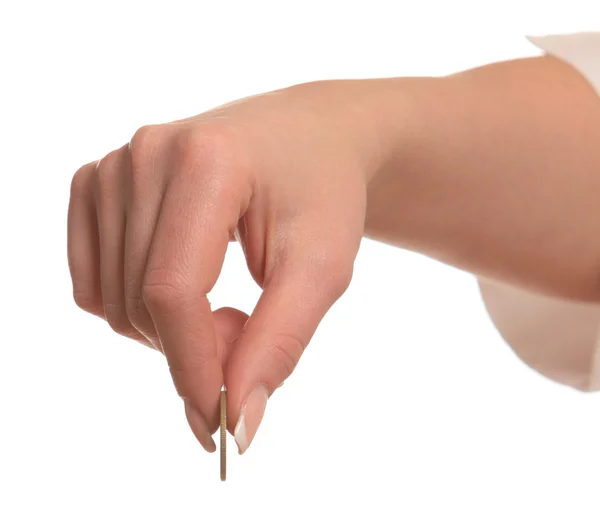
<box><xmin>220</xmin><ymin>388</ymin><xmax>227</xmax><ymax>481</ymax></box>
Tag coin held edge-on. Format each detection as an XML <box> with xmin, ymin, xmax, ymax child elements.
<box><xmin>220</xmin><ymin>388</ymin><xmax>227</xmax><ymax>481</ymax></box>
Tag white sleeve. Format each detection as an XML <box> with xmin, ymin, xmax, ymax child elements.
<box><xmin>479</xmin><ymin>32</ymin><xmax>600</xmax><ymax>392</ymax></box>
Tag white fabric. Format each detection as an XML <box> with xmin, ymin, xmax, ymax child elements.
<box><xmin>479</xmin><ymin>32</ymin><xmax>600</xmax><ymax>391</ymax></box>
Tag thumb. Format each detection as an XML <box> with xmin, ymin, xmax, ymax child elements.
<box><xmin>225</xmin><ymin>254</ymin><xmax>353</xmax><ymax>454</ymax></box>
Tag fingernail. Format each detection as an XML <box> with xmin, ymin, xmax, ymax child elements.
<box><xmin>184</xmin><ymin>399</ymin><xmax>216</xmax><ymax>453</ymax></box>
<box><xmin>234</xmin><ymin>385</ymin><xmax>269</xmax><ymax>454</ymax></box>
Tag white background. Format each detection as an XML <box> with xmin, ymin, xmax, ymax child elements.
<box><xmin>2</xmin><ymin>1</ymin><xmax>600</xmax><ymax>509</ymax></box>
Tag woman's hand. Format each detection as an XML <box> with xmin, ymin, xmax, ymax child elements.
<box><xmin>67</xmin><ymin>80</ymin><xmax>396</xmax><ymax>453</ymax></box>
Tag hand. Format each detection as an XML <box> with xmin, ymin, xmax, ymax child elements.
<box><xmin>67</xmin><ymin>80</ymin><xmax>390</xmax><ymax>453</ymax></box>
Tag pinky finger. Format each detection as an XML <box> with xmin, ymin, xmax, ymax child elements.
<box><xmin>68</xmin><ymin>163</ymin><xmax>104</xmax><ymax>318</ymax></box>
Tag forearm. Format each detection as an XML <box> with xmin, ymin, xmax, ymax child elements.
<box><xmin>365</xmin><ymin>55</ymin><xmax>600</xmax><ymax>301</ymax></box>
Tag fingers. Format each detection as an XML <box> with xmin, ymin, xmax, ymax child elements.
<box><xmin>93</xmin><ymin>146</ymin><xmax>154</xmax><ymax>349</ymax></box>
<box><xmin>141</xmin><ymin>142</ymin><xmax>248</xmax><ymax>443</ymax></box>
<box><xmin>123</xmin><ymin>127</ymin><xmax>177</xmax><ymax>351</ymax></box>
<box><xmin>185</xmin><ymin>306</ymin><xmax>248</xmax><ymax>453</ymax></box>
<box><xmin>213</xmin><ymin>307</ymin><xmax>249</xmax><ymax>367</ymax></box>
<box><xmin>68</xmin><ymin>163</ymin><xmax>104</xmax><ymax>318</ymax></box>
<box><xmin>70</xmin><ymin>125</ymin><xmax>254</xmax><ymax>454</ymax></box>
<box><xmin>225</xmin><ymin>245</ymin><xmax>354</xmax><ymax>454</ymax></box>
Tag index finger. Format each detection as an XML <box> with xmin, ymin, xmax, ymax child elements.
<box><xmin>140</xmin><ymin>134</ymin><xmax>249</xmax><ymax>435</ymax></box>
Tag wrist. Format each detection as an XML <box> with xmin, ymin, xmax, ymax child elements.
<box><xmin>286</xmin><ymin>77</ymin><xmax>431</xmax><ymax>181</ymax></box>
<box><xmin>361</xmin><ymin>76</ymin><xmax>442</xmax><ymax>242</ymax></box>
<box><xmin>285</xmin><ymin>76</ymin><xmax>441</xmax><ymax>244</ymax></box>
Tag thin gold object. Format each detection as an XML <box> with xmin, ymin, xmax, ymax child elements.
<box><xmin>220</xmin><ymin>389</ymin><xmax>227</xmax><ymax>481</ymax></box>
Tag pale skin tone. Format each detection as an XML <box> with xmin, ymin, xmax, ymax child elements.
<box><xmin>68</xmin><ymin>54</ymin><xmax>600</xmax><ymax>454</ymax></box>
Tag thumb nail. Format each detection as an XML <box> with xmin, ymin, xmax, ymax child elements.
<box><xmin>234</xmin><ymin>385</ymin><xmax>269</xmax><ymax>454</ymax></box>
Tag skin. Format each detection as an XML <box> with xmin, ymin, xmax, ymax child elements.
<box><xmin>67</xmin><ymin>54</ymin><xmax>600</xmax><ymax>453</ymax></box>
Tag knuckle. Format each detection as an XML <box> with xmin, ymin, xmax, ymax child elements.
<box><xmin>331</xmin><ymin>260</ymin><xmax>354</xmax><ymax>296</ymax></box>
<box><xmin>315</xmin><ymin>250</ymin><xmax>354</xmax><ymax>298</ymax></box>
<box><xmin>72</xmin><ymin>286</ymin><xmax>101</xmax><ymax>314</ymax></box>
<box><xmin>104</xmin><ymin>302</ymin><xmax>136</xmax><ymax>336</ymax></box>
<box><xmin>264</xmin><ymin>333</ymin><xmax>305</xmax><ymax>381</ymax></box>
<box><xmin>93</xmin><ymin>150</ymin><xmax>122</xmax><ymax>195</ymax></box>
<box><xmin>169</xmin><ymin>351</ymin><xmax>211</xmax><ymax>376</ymax></box>
<box><xmin>129</xmin><ymin>124</ymin><xmax>168</xmax><ymax>172</ymax></box>
<box><xmin>168</xmin><ymin>358</ymin><xmax>212</xmax><ymax>398</ymax></box>
<box><xmin>124</xmin><ymin>294</ymin><xmax>157</xmax><ymax>339</ymax></box>
<box><xmin>173</xmin><ymin>124</ymin><xmax>242</xmax><ymax>175</ymax></box>
<box><xmin>141</xmin><ymin>269</ymin><xmax>193</xmax><ymax>311</ymax></box>
<box><xmin>125</xmin><ymin>294</ymin><xmax>145</xmax><ymax>323</ymax></box>
<box><xmin>70</xmin><ymin>163</ymin><xmax>95</xmax><ymax>197</ymax></box>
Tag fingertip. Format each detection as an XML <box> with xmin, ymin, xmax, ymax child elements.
<box><xmin>213</xmin><ymin>307</ymin><xmax>249</xmax><ymax>342</ymax></box>
<box><xmin>184</xmin><ymin>399</ymin><xmax>217</xmax><ymax>454</ymax></box>
<box><xmin>206</xmin><ymin>438</ymin><xmax>217</xmax><ymax>453</ymax></box>
<box><xmin>214</xmin><ymin>307</ymin><xmax>249</xmax><ymax>365</ymax></box>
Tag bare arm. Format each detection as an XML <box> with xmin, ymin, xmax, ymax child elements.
<box><xmin>366</xmin><ymin>55</ymin><xmax>600</xmax><ymax>302</ymax></box>
<box><xmin>69</xmin><ymin>43</ymin><xmax>600</xmax><ymax>453</ymax></box>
